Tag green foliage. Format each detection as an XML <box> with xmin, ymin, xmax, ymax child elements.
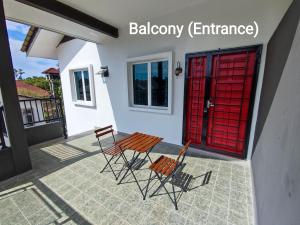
<box><xmin>52</xmin><ymin>79</ymin><xmax>63</xmax><ymax>98</ymax></box>
<box><xmin>24</xmin><ymin>76</ymin><xmax>50</xmax><ymax>90</ymax></box>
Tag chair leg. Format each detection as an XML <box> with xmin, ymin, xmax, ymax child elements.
<box><xmin>144</xmin><ymin>170</ymin><xmax>154</xmax><ymax>200</ymax></box>
<box><xmin>172</xmin><ymin>183</ymin><xmax>178</xmax><ymax>210</ymax></box>
<box><xmin>102</xmin><ymin>154</ymin><xmax>118</xmax><ymax>180</ymax></box>
<box><xmin>116</xmin><ymin>158</ymin><xmax>127</xmax><ymax>179</ymax></box>
<box><xmin>150</xmin><ymin>172</ymin><xmax>179</xmax><ymax>210</ymax></box>
<box><xmin>150</xmin><ymin>173</ymin><xmax>170</xmax><ymax>197</ymax></box>
<box><xmin>113</xmin><ymin>150</ymin><xmax>130</xmax><ymax>180</ymax></box>
<box><xmin>100</xmin><ymin>155</ymin><xmax>115</xmax><ymax>173</ymax></box>
<box><xmin>114</xmin><ymin>153</ymin><xmax>123</xmax><ymax>164</ymax></box>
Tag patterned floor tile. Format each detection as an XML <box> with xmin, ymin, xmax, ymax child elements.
<box><xmin>0</xmin><ymin>133</ymin><xmax>253</xmax><ymax>225</ymax></box>
<box><xmin>1</xmin><ymin>211</ymin><xmax>29</xmax><ymax>225</ymax></box>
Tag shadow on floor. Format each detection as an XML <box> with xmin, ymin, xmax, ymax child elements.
<box><xmin>0</xmin><ymin>132</ymin><xmax>217</xmax><ymax>224</ymax></box>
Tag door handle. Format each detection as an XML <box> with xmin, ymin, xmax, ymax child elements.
<box><xmin>207</xmin><ymin>99</ymin><xmax>215</xmax><ymax>109</ymax></box>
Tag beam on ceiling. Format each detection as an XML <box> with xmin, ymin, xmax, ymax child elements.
<box><xmin>15</xmin><ymin>0</ymin><xmax>119</xmax><ymax>38</ymax></box>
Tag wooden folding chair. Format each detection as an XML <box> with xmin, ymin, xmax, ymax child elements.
<box><xmin>95</xmin><ymin>125</ymin><xmax>124</xmax><ymax>180</ymax></box>
<box><xmin>145</xmin><ymin>140</ymin><xmax>191</xmax><ymax>210</ymax></box>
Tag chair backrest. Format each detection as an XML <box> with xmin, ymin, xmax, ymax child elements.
<box><xmin>176</xmin><ymin>140</ymin><xmax>191</xmax><ymax>166</ymax></box>
<box><xmin>94</xmin><ymin>125</ymin><xmax>115</xmax><ymax>148</ymax></box>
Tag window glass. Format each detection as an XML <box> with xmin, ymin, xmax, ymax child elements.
<box><xmin>132</xmin><ymin>63</ymin><xmax>148</xmax><ymax>105</ymax></box>
<box><xmin>151</xmin><ymin>61</ymin><xmax>168</xmax><ymax>107</ymax></box>
<box><xmin>83</xmin><ymin>70</ymin><xmax>91</xmax><ymax>101</ymax></box>
<box><xmin>74</xmin><ymin>71</ymin><xmax>84</xmax><ymax>100</ymax></box>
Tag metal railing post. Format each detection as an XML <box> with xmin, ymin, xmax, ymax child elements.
<box><xmin>58</xmin><ymin>98</ymin><xmax>68</xmax><ymax>139</ymax></box>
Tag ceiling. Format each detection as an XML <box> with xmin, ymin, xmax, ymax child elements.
<box><xmin>3</xmin><ymin>0</ymin><xmax>292</xmax><ymax>44</ymax></box>
<box><xmin>3</xmin><ymin>0</ymin><xmax>209</xmax><ymax>43</ymax></box>
<box><xmin>4</xmin><ymin>0</ymin><xmax>113</xmax><ymax>43</ymax></box>
<box><xmin>58</xmin><ymin>0</ymin><xmax>208</xmax><ymax>27</ymax></box>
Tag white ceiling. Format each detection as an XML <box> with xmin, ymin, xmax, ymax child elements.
<box><xmin>3</xmin><ymin>0</ymin><xmax>293</xmax><ymax>44</ymax></box>
<box><xmin>4</xmin><ymin>0</ymin><xmax>209</xmax><ymax>43</ymax></box>
<box><xmin>58</xmin><ymin>0</ymin><xmax>208</xmax><ymax>27</ymax></box>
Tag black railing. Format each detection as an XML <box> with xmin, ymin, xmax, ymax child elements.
<box><xmin>19</xmin><ymin>97</ymin><xmax>67</xmax><ymax>138</ymax></box>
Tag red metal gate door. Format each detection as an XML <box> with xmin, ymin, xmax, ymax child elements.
<box><xmin>184</xmin><ymin>56</ymin><xmax>207</xmax><ymax>145</ymax></box>
<box><xmin>206</xmin><ymin>50</ymin><xmax>257</xmax><ymax>156</ymax></box>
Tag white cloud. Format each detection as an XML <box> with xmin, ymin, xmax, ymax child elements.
<box><xmin>5</xmin><ymin>20</ymin><xmax>57</xmax><ymax>78</ymax></box>
<box><xmin>8</xmin><ymin>38</ymin><xmax>57</xmax><ymax>78</ymax></box>
<box><xmin>6</xmin><ymin>20</ymin><xmax>29</xmax><ymax>35</ymax></box>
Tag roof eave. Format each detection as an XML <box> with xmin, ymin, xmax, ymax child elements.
<box><xmin>20</xmin><ymin>26</ymin><xmax>38</xmax><ymax>53</ymax></box>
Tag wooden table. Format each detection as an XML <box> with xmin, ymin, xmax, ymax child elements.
<box><xmin>116</xmin><ymin>132</ymin><xmax>163</xmax><ymax>199</ymax></box>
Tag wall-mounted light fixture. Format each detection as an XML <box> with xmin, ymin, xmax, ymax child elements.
<box><xmin>175</xmin><ymin>61</ymin><xmax>183</xmax><ymax>76</ymax></box>
<box><xmin>96</xmin><ymin>66</ymin><xmax>109</xmax><ymax>77</ymax></box>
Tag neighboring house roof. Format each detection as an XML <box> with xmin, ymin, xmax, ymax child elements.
<box><xmin>21</xmin><ymin>27</ymin><xmax>75</xmax><ymax>59</ymax></box>
<box><xmin>16</xmin><ymin>80</ymin><xmax>50</xmax><ymax>98</ymax></box>
<box><xmin>42</xmin><ymin>68</ymin><xmax>60</xmax><ymax>76</ymax></box>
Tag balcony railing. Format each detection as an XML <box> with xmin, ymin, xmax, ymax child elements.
<box><xmin>0</xmin><ymin>97</ymin><xmax>67</xmax><ymax>149</ymax></box>
<box><xmin>18</xmin><ymin>97</ymin><xmax>67</xmax><ymax>138</ymax></box>
<box><xmin>19</xmin><ymin>98</ymin><xmax>67</xmax><ymax>137</ymax></box>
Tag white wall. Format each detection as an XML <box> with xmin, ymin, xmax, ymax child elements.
<box><xmin>58</xmin><ymin>40</ymin><xmax>117</xmax><ymax>136</ymax></box>
<box><xmin>58</xmin><ymin>0</ymin><xmax>292</xmax><ymax>158</ymax></box>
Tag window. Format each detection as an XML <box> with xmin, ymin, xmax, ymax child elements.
<box><xmin>70</xmin><ymin>65</ymin><xmax>95</xmax><ymax>107</ymax></box>
<box><xmin>132</xmin><ymin>63</ymin><xmax>148</xmax><ymax>105</ymax></box>
<box><xmin>127</xmin><ymin>51</ymin><xmax>172</xmax><ymax>114</ymax></box>
<box><xmin>151</xmin><ymin>61</ymin><xmax>168</xmax><ymax>107</ymax></box>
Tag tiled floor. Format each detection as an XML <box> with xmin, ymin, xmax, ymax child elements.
<box><xmin>0</xmin><ymin>133</ymin><xmax>254</xmax><ymax>225</ymax></box>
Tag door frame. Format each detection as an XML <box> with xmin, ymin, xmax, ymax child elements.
<box><xmin>182</xmin><ymin>44</ymin><xmax>263</xmax><ymax>159</ymax></box>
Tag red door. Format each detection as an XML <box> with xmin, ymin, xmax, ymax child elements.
<box><xmin>184</xmin><ymin>47</ymin><xmax>259</xmax><ymax>158</ymax></box>
<box><xmin>184</xmin><ymin>56</ymin><xmax>207</xmax><ymax>145</ymax></box>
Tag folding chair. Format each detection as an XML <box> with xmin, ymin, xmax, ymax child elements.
<box><xmin>95</xmin><ymin>125</ymin><xmax>124</xmax><ymax>180</ymax></box>
<box><xmin>145</xmin><ymin>140</ymin><xmax>191</xmax><ymax>210</ymax></box>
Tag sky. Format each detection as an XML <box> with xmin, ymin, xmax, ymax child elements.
<box><xmin>6</xmin><ymin>20</ymin><xmax>58</xmax><ymax>79</ymax></box>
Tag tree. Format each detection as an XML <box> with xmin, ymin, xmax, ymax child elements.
<box><xmin>14</xmin><ymin>68</ymin><xmax>25</xmax><ymax>80</ymax></box>
<box><xmin>24</xmin><ymin>76</ymin><xmax>50</xmax><ymax>91</ymax></box>
<box><xmin>52</xmin><ymin>79</ymin><xmax>62</xmax><ymax>98</ymax></box>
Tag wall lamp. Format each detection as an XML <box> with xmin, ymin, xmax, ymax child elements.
<box><xmin>96</xmin><ymin>66</ymin><xmax>109</xmax><ymax>77</ymax></box>
<box><xmin>175</xmin><ymin>61</ymin><xmax>183</xmax><ymax>76</ymax></box>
